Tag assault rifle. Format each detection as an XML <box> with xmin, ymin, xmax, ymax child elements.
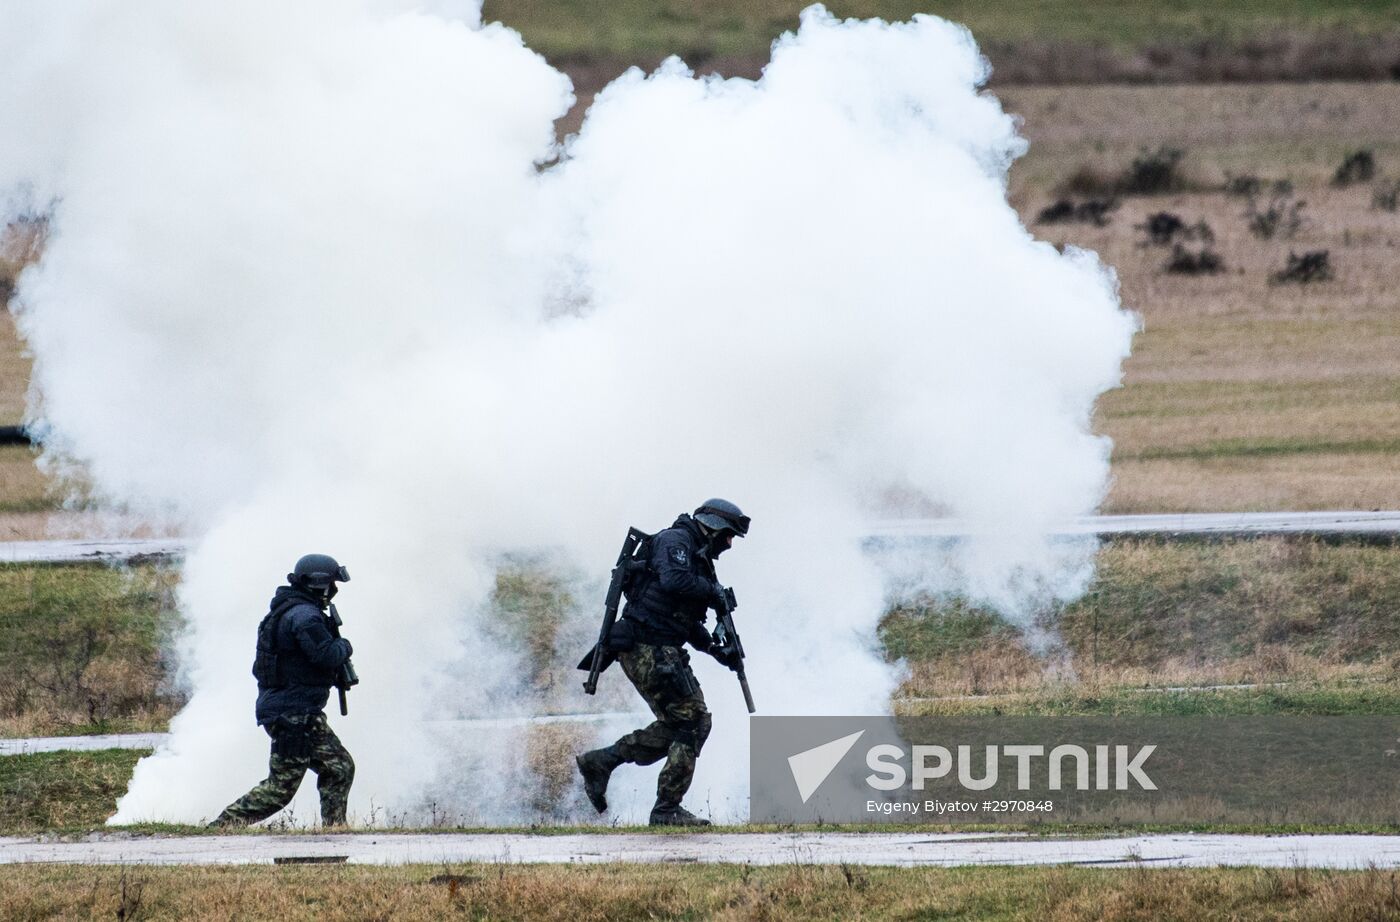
<box><xmin>327</xmin><ymin>603</ymin><xmax>359</xmax><ymax>716</ymax></box>
<box><xmin>712</xmin><ymin>587</ymin><xmax>756</xmax><ymax>713</ymax></box>
<box><xmin>582</xmin><ymin>527</ymin><xmax>649</xmax><ymax>695</ymax></box>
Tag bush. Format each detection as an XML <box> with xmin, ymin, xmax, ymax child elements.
<box><xmin>1333</xmin><ymin>149</ymin><xmax>1377</xmax><ymax>186</ymax></box>
<box><xmin>1035</xmin><ymin>197</ymin><xmax>1117</xmax><ymax>226</ymax></box>
<box><xmin>1272</xmin><ymin>250</ymin><xmax>1333</xmax><ymax>284</ymax></box>
<box><xmin>1121</xmin><ymin>146</ymin><xmax>1187</xmax><ymax>195</ymax></box>
<box><xmin>1164</xmin><ymin>243</ymin><xmax>1224</xmax><ymax>275</ymax></box>
<box><xmin>1138</xmin><ymin>211</ymin><xmax>1185</xmax><ymax>244</ymax></box>
<box><xmin>1060</xmin><ymin>147</ymin><xmax>1191</xmax><ymax>198</ymax></box>
<box><xmin>1246</xmin><ymin>190</ymin><xmax>1306</xmax><ymax>239</ymax></box>
<box><xmin>1138</xmin><ymin>211</ymin><xmax>1214</xmax><ymax>246</ymax></box>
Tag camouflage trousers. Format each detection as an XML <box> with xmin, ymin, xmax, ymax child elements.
<box><xmin>212</xmin><ymin>712</ymin><xmax>354</xmax><ymax>827</ymax></box>
<box><xmin>610</xmin><ymin>644</ymin><xmax>713</xmax><ymax>809</ymax></box>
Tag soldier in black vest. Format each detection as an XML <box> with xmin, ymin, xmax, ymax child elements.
<box><xmin>576</xmin><ymin>499</ymin><xmax>750</xmax><ymax>826</ymax></box>
<box><xmin>209</xmin><ymin>554</ymin><xmax>356</xmax><ymax>828</ymax></box>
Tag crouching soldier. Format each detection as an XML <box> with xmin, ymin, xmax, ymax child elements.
<box><xmin>576</xmin><ymin>499</ymin><xmax>750</xmax><ymax>826</ymax></box>
<box><xmin>210</xmin><ymin>554</ymin><xmax>356</xmax><ymax>828</ymax></box>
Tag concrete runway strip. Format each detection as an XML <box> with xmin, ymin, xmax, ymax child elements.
<box><xmin>3</xmin><ymin>511</ymin><xmax>1398</xmax><ymax>565</ymax></box>
<box><xmin>2</xmin><ymin>832</ymin><xmax>1399</xmax><ymax>868</ymax></box>
<box><xmin>0</xmin><ymin>714</ymin><xmax>648</xmax><ymax>756</ymax></box>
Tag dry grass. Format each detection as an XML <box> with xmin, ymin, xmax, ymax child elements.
<box><xmin>3</xmin><ymin>862</ymin><xmax>1400</xmax><ymax>921</ymax></box>
<box><xmin>1004</xmin><ymin>83</ymin><xmax>1400</xmax><ymax>155</ymax></box>
<box><xmin>897</xmin><ymin>642</ymin><xmax>1389</xmax><ymax>702</ymax></box>
<box><xmin>1109</xmin><ymin>454</ymin><xmax>1400</xmax><ymax>513</ymax></box>
<box><xmin>0</xmin><ymin>709</ymin><xmax>173</xmax><ymax>739</ymax></box>
<box><xmin>1</xmin><ymin>85</ymin><xmax>1399</xmax><ymax>517</ymax></box>
<box><xmin>0</xmin><ymin>510</ymin><xmax>180</xmax><ymax>541</ymax></box>
<box><xmin>998</xmin><ymin>83</ymin><xmax>1400</xmax><ymax>513</ymax></box>
<box><xmin>0</xmin><ymin>446</ymin><xmax>51</xmax><ymax>515</ymax></box>
<box><xmin>895</xmin><ymin>652</ymin><xmax>1398</xmax><ymax>714</ymax></box>
<box><xmin>0</xmin><ymin>220</ymin><xmax>40</xmax><ymax>425</ymax></box>
<box><xmin>524</xmin><ymin>720</ymin><xmax>593</xmax><ymax>818</ymax></box>
<box><xmin>0</xmin><ymin>309</ymin><xmax>32</xmax><ymax>427</ymax></box>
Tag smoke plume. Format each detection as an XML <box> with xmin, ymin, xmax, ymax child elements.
<box><xmin>0</xmin><ymin>2</ymin><xmax>1134</xmax><ymax>824</ymax></box>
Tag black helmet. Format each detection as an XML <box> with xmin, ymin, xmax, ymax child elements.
<box><xmin>693</xmin><ymin>498</ymin><xmax>750</xmax><ymax>537</ymax></box>
<box><xmin>289</xmin><ymin>553</ymin><xmax>350</xmax><ymax>590</ymax></box>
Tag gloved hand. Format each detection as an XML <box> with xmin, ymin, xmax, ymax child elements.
<box><xmin>710</xmin><ymin>645</ymin><xmax>741</xmax><ymax>671</ymax></box>
<box><xmin>687</xmin><ymin>621</ymin><xmax>714</xmax><ymax>652</ymax></box>
<box><xmin>710</xmin><ymin>581</ymin><xmax>728</xmax><ymax>610</ymax></box>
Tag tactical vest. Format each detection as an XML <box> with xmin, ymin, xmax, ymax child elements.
<box><xmin>251</xmin><ymin>595</ymin><xmax>310</xmax><ymax>689</ymax></box>
<box><xmin>622</xmin><ymin>517</ymin><xmax>716</xmax><ymax>645</ymax></box>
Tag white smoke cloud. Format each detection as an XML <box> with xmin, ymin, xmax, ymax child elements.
<box><xmin>0</xmin><ymin>3</ymin><xmax>1134</xmax><ymax>825</ymax></box>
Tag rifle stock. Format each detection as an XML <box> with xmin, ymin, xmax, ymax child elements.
<box><xmin>583</xmin><ymin>527</ymin><xmax>647</xmax><ymax>695</ymax></box>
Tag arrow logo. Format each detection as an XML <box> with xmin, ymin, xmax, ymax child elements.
<box><xmin>787</xmin><ymin>730</ymin><xmax>865</xmax><ymax>803</ymax></box>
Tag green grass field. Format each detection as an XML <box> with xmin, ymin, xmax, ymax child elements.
<box><xmin>5</xmin><ymin>538</ymin><xmax>1400</xmax><ymax>737</ymax></box>
<box><xmin>890</xmin><ymin>537</ymin><xmax>1400</xmax><ymax>697</ymax></box>
<box><xmin>0</xmin><ymin>563</ymin><xmax>181</xmax><ymax>737</ymax></box>
<box><xmin>5</xmin><ymin>539</ymin><xmax>1400</xmax><ymax>835</ymax></box>
<box><xmin>0</xmin><ymin>749</ymin><xmax>143</xmax><ymax>834</ymax></box>
<box><xmin>484</xmin><ymin>0</ymin><xmax>1400</xmax><ymax>65</ymax></box>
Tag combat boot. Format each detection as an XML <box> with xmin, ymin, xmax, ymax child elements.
<box><xmin>576</xmin><ymin>746</ymin><xmax>623</xmax><ymax>814</ymax></box>
<box><xmin>648</xmin><ymin>804</ymin><xmax>712</xmax><ymax>827</ymax></box>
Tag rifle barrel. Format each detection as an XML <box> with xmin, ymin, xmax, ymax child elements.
<box><xmin>737</xmin><ymin>669</ymin><xmax>756</xmax><ymax>714</ymax></box>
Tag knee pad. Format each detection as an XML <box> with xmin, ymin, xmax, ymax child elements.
<box><xmin>672</xmin><ymin>712</ymin><xmax>712</xmax><ymax>752</ymax></box>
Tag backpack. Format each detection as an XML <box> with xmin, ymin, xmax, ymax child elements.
<box><xmin>251</xmin><ymin>596</ymin><xmax>306</xmax><ymax>689</ymax></box>
<box><xmin>618</xmin><ymin>529</ymin><xmax>654</xmax><ymax>604</ymax></box>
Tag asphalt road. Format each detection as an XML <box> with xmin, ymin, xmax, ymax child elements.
<box><xmin>0</xmin><ymin>713</ymin><xmax>647</xmax><ymax>755</ymax></box>
<box><xmin>2</xmin><ymin>831</ymin><xmax>1397</xmax><ymax>868</ymax></box>
<box><xmin>0</xmin><ymin>733</ymin><xmax>167</xmax><ymax>756</ymax></box>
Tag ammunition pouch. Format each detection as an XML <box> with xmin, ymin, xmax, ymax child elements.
<box><xmin>604</xmin><ymin>618</ymin><xmax>637</xmax><ymax>653</ymax></box>
<box><xmin>270</xmin><ymin>716</ymin><xmax>313</xmax><ymax>761</ymax></box>
<box><xmin>655</xmin><ymin>650</ymin><xmax>699</xmax><ymax>699</ymax></box>
<box><xmin>575</xmin><ymin>619</ymin><xmax>638</xmax><ymax>677</ymax></box>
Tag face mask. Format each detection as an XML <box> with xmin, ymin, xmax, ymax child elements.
<box><xmin>299</xmin><ymin>581</ymin><xmax>336</xmax><ymax>606</ymax></box>
<box><xmin>709</xmin><ymin>531</ymin><xmax>734</xmax><ymax>558</ymax></box>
